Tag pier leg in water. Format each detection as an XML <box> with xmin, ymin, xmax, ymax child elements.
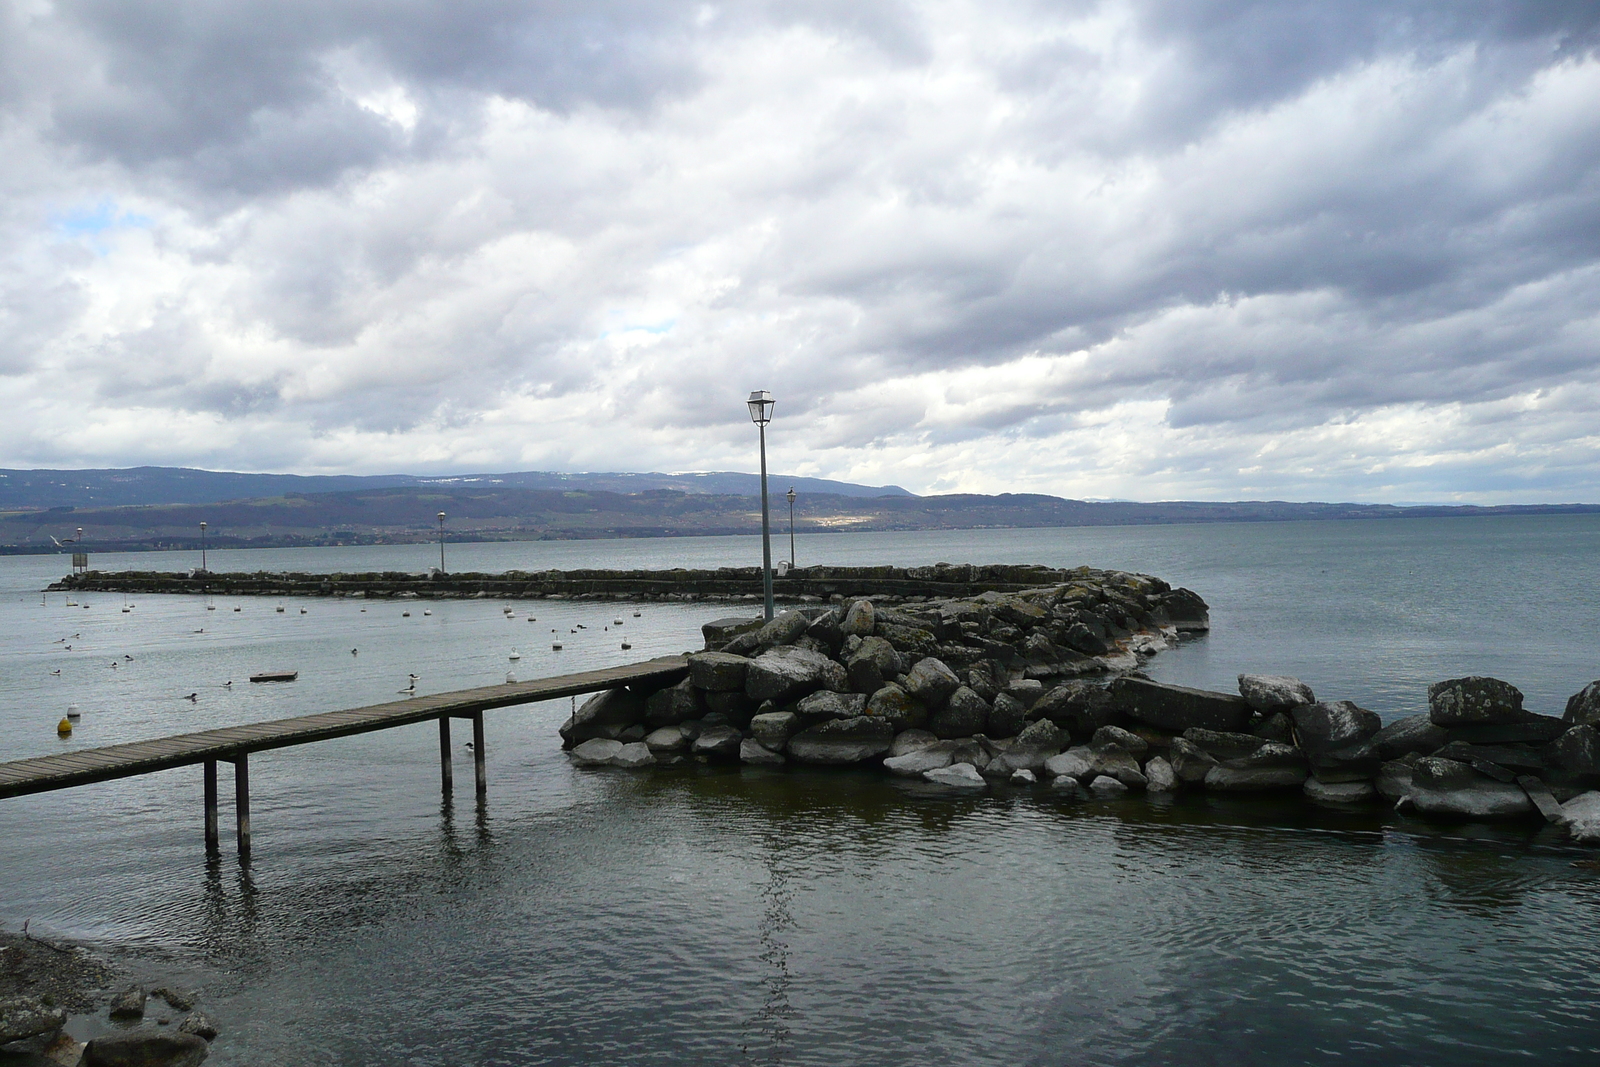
<box><xmin>203</xmin><ymin>759</ymin><xmax>219</xmax><ymax>854</ymax></box>
<box><xmin>232</xmin><ymin>754</ymin><xmax>251</xmax><ymax>857</ymax></box>
<box><xmin>438</xmin><ymin>716</ymin><xmax>453</xmax><ymax>796</ymax></box>
<box><xmin>473</xmin><ymin>712</ymin><xmax>487</xmax><ymax>798</ymax></box>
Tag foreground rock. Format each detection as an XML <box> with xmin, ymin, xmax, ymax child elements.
<box><xmin>82</xmin><ymin>1030</ymin><xmax>209</xmax><ymax>1067</ymax></box>
<box><xmin>0</xmin><ymin>996</ymin><xmax>65</xmax><ymax>1045</ymax></box>
<box><xmin>1112</xmin><ymin>677</ymin><xmax>1251</xmax><ymax>733</ymax></box>
<box><xmin>1405</xmin><ymin>757</ymin><xmax>1534</xmax><ymax>818</ymax></box>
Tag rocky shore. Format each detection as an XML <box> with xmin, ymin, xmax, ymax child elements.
<box><xmin>0</xmin><ymin>931</ymin><xmax>219</xmax><ymax>1066</ymax></box>
<box><xmin>559</xmin><ymin>574</ymin><xmax>1600</xmax><ymax>844</ymax></box>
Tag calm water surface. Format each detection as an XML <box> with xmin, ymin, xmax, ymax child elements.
<box><xmin>2</xmin><ymin>517</ymin><xmax>1599</xmax><ymax>1065</ymax></box>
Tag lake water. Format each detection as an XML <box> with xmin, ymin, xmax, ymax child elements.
<box><xmin>3</xmin><ymin>516</ymin><xmax>1600</xmax><ymax>1065</ymax></box>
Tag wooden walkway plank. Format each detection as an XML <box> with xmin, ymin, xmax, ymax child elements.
<box><xmin>0</xmin><ymin>656</ymin><xmax>687</xmax><ymax>800</ymax></box>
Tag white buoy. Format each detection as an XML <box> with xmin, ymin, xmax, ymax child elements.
<box><xmin>66</xmin><ymin>705</ymin><xmax>80</xmax><ymax>721</ymax></box>
<box><xmin>423</xmin><ymin>609</ymin><xmax>432</xmax><ymax>616</ymax></box>
<box><xmin>402</xmin><ymin>610</ymin><xmax>411</xmax><ymax>617</ymax></box>
<box><xmin>508</xmin><ymin>648</ymin><xmax>521</xmax><ymax>661</ymax></box>
<box><xmin>552</xmin><ymin>642</ymin><xmax>563</xmax><ymax>651</ymax></box>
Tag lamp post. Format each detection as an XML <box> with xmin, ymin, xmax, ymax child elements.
<box><xmin>438</xmin><ymin>512</ymin><xmax>447</xmax><ymax>574</ymax></box>
<box><xmin>747</xmin><ymin>389</ymin><xmax>775</xmax><ymax>621</ymax></box>
<box><xmin>786</xmin><ymin>487</ymin><xmax>796</xmax><ymax>568</ymax></box>
<box><xmin>199</xmin><ymin>522</ymin><xmax>207</xmax><ymax>572</ymax></box>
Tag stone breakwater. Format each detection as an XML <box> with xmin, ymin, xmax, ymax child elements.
<box><xmin>50</xmin><ymin>563</ymin><xmax>1200</xmax><ymax>606</ymax></box>
<box><xmin>560</xmin><ymin>576</ymin><xmax>1600</xmax><ymax>846</ymax></box>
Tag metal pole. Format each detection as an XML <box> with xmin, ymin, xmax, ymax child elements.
<box><xmin>439</xmin><ymin>717</ymin><xmax>453</xmax><ymax>796</ymax></box>
<box><xmin>233</xmin><ymin>754</ymin><xmax>251</xmax><ymax>857</ymax></box>
<box><xmin>759</xmin><ymin>423</ymin><xmax>774</xmax><ymax>621</ymax></box>
<box><xmin>203</xmin><ymin>760</ymin><xmax>219</xmax><ymax>853</ymax></box>
<box><xmin>472</xmin><ymin>712</ymin><xmax>487</xmax><ymax>797</ymax></box>
<box><xmin>438</xmin><ymin>513</ymin><xmax>446</xmax><ymax>573</ymax></box>
<box><xmin>200</xmin><ymin>523</ymin><xmax>207</xmax><ymax>572</ymax></box>
<box><xmin>788</xmin><ymin>491</ymin><xmax>795</xmax><ymax>567</ymax></box>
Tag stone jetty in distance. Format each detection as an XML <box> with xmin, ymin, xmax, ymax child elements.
<box><xmin>558</xmin><ymin>569</ymin><xmax>1600</xmax><ymax>845</ymax></box>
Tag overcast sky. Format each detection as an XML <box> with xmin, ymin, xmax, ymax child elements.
<box><xmin>2</xmin><ymin>0</ymin><xmax>1598</xmax><ymax>501</ymax></box>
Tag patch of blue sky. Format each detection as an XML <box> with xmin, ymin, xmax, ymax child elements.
<box><xmin>50</xmin><ymin>199</ymin><xmax>153</xmax><ymax>253</ymax></box>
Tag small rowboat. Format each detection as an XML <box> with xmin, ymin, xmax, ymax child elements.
<box><xmin>249</xmin><ymin>670</ymin><xmax>299</xmax><ymax>683</ymax></box>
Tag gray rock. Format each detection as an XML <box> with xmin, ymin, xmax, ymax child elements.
<box><xmin>1088</xmin><ymin>775</ymin><xmax>1129</xmax><ymax>796</ymax></box>
<box><xmin>109</xmin><ymin>987</ymin><xmax>148</xmax><ymax>1020</ymax></box>
<box><xmin>1376</xmin><ymin>760</ymin><xmax>1415</xmax><ymax>801</ymax></box>
<box><xmin>846</xmin><ymin>636</ymin><xmax>901</xmax><ymax>694</ymax></box>
<box><xmin>923</xmin><ymin>762</ymin><xmax>987</xmax><ymax>789</ymax></box>
<box><xmin>1204</xmin><ymin>742</ymin><xmax>1309</xmax><ymax>792</ymax></box>
<box><xmin>1305</xmin><ymin>778</ymin><xmax>1377</xmax><ymax>804</ymax></box>
<box><xmin>905</xmin><ymin>657</ymin><xmax>962</xmax><ymax>708</ymax></box>
<box><xmin>82</xmin><ymin>1030</ymin><xmax>210</xmax><ymax>1067</ymax></box>
<box><xmin>929</xmin><ymin>685</ymin><xmax>990</xmax><ymax>739</ymax></box>
<box><xmin>965</xmin><ymin>663</ymin><xmax>1002</xmax><ymax>702</ymax></box>
<box><xmin>702</xmin><ymin>616</ymin><xmax>763</xmax><ymax>650</ymax></box>
<box><xmin>1050</xmin><ymin>773</ymin><xmax>1086</xmax><ymax>795</ymax></box>
<box><xmin>987</xmin><ymin>692</ymin><xmax>1028</xmax><ymax>738</ymax></box>
<box><xmin>1558</xmin><ymin>791</ymin><xmax>1600</xmax><ymax>843</ymax></box>
<box><xmin>152</xmin><ymin>989</ymin><xmax>195</xmax><ymax>1013</ymax></box>
<box><xmin>1551</xmin><ymin>724</ymin><xmax>1600</xmax><ymax>777</ymax></box>
<box><xmin>1067</xmin><ymin>744</ymin><xmax>1147</xmax><ymax>788</ymax></box>
<box><xmin>883</xmin><ymin>742</ymin><xmax>960</xmax><ymax>777</ymax></box>
<box><xmin>1092</xmin><ymin>725</ymin><xmax>1148</xmax><ymax>758</ymax></box>
<box><xmin>754</xmin><ymin>610</ymin><xmax>811</xmax><ymax>648</ymax></box>
<box><xmin>1407</xmin><ymin>756</ymin><xmax>1534</xmax><ymax>818</ymax></box>
<box><xmin>1004</xmin><ymin>678</ymin><xmax>1045</xmax><ymax>708</ymax></box>
<box><xmin>878</xmin><ymin>623</ymin><xmax>939</xmax><ymax>658</ymax></box>
<box><xmin>1029</xmin><ymin>680</ymin><xmax>1116</xmax><ymax>736</ymax></box>
<box><xmin>795</xmin><ymin>690</ymin><xmax>868</xmax><ymax>721</ymax></box>
<box><xmin>1042</xmin><ymin>749</ymin><xmax>1092</xmax><ymax>780</ymax></box>
<box><xmin>559</xmin><ymin>688</ymin><xmax>645</xmax><ymax>746</ymax></box>
<box><xmin>1292</xmin><ymin>700</ymin><xmax>1383</xmax><ymax>781</ymax></box>
<box><xmin>787</xmin><ymin>716</ymin><xmax>896</xmax><ymax>764</ymax></box>
<box><xmin>1144</xmin><ymin>756</ymin><xmax>1178</xmax><ymax>792</ymax></box>
<box><xmin>692</xmin><ymin>725</ymin><xmax>743</xmax><ymax>759</ymax></box>
<box><xmin>739</xmin><ymin>738</ymin><xmax>786</xmax><ymax>765</ymax></box>
<box><xmin>1062</xmin><ymin>621</ymin><xmax>1111</xmax><ymax>656</ymax></box>
<box><xmin>703</xmin><ymin>689</ymin><xmax>758</xmax><ymax>726</ymax></box>
<box><xmin>611</xmin><ymin>742</ymin><xmax>655</xmax><ymax>769</ymax></box>
<box><xmin>1427</xmin><ymin>676</ymin><xmax>1531</xmax><ymax>727</ymax></box>
<box><xmin>889</xmin><ymin>728</ymin><xmax>939</xmax><ymax>756</ymax></box>
<box><xmin>687</xmin><ymin>651</ymin><xmax>751</xmax><ymax>692</ymax></box>
<box><xmin>176</xmin><ymin>1013</ymin><xmax>218</xmax><ymax>1042</ymax></box>
<box><xmin>1180</xmin><ymin>728</ymin><xmax>1266</xmax><ymax>761</ymax></box>
<box><xmin>644</xmin><ymin>676</ymin><xmax>706</xmax><ymax>727</ymax></box>
<box><xmin>645</xmin><ymin>725</ymin><xmax>689</xmax><ymax>755</ymax></box>
<box><xmin>569</xmin><ymin>738</ymin><xmax>624</xmax><ymax>766</ymax></box>
<box><xmin>806</xmin><ymin>610</ymin><xmax>844</xmax><ymax>653</ymax></box>
<box><xmin>1010</xmin><ymin>769</ymin><xmax>1037</xmax><ymax>784</ymax></box>
<box><xmin>840</xmin><ymin>599</ymin><xmax>876</xmax><ymax>636</ymax></box>
<box><xmin>995</xmin><ymin>719</ymin><xmax>1065</xmax><ymax>773</ymax></box>
<box><xmin>1565</xmin><ymin>681</ymin><xmax>1600</xmax><ymax>727</ymax></box>
<box><xmin>1238</xmin><ymin>673</ymin><xmax>1316</xmax><ymax>711</ymax></box>
<box><xmin>748</xmin><ymin>711</ymin><xmax>801</xmax><ymax>751</ymax></box>
<box><xmin>1372</xmin><ymin>713</ymin><xmax>1448</xmax><ymax>760</ymax></box>
<box><xmin>1253</xmin><ymin>712</ymin><xmax>1295</xmax><ymax>743</ymax></box>
<box><xmin>618</xmin><ymin>724</ymin><xmax>647</xmax><ymax>743</ymax></box>
<box><xmin>0</xmin><ymin>996</ymin><xmax>65</xmax><ymax>1043</ymax></box>
<box><xmin>864</xmin><ymin>683</ymin><xmax>928</xmax><ymax>730</ymax></box>
<box><xmin>1168</xmin><ymin>737</ymin><xmax>1218</xmax><ymax>784</ymax></box>
<box><xmin>1112</xmin><ymin>676</ymin><xmax>1251</xmax><ymax>733</ymax></box>
<box><xmin>744</xmin><ymin>645</ymin><xmax>847</xmax><ymax>704</ymax></box>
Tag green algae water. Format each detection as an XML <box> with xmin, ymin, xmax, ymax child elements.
<box><xmin>2</xmin><ymin>515</ymin><xmax>1599</xmax><ymax>1065</ymax></box>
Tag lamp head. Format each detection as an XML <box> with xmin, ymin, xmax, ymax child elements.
<box><xmin>746</xmin><ymin>389</ymin><xmax>774</xmax><ymax>425</ymax></box>
<box><xmin>787</xmin><ymin>487</ymin><xmax>796</xmax><ymax>503</ymax></box>
<box><xmin>438</xmin><ymin>511</ymin><xmax>446</xmax><ymax>522</ymax></box>
<box><xmin>199</xmin><ymin>522</ymin><xmax>206</xmax><ymax>530</ymax></box>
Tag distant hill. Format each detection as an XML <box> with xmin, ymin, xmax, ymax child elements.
<box><xmin>2</xmin><ymin>482</ymin><xmax>1596</xmax><ymax>554</ymax></box>
<box><xmin>0</xmin><ymin>466</ymin><xmax>913</xmax><ymax>510</ymax></box>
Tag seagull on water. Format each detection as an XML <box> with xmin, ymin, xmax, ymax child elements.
<box><xmin>399</xmin><ymin>674</ymin><xmax>418</xmax><ymax>694</ymax></box>
<box><xmin>49</xmin><ymin>668</ymin><xmax>60</xmax><ymax>676</ymax></box>
<box><xmin>184</xmin><ymin>693</ymin><xmax>197</xmax><ymax>702</ymax></box>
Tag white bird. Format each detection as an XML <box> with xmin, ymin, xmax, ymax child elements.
<box><xmin>48</xmin><ymin>668</ymin><xmax>60</xmax><ymax>676</ymax></box>
<box><xmin>48</xmin><ymin>528</ymin><xmax>84</xmax><ymax>547</ymax></box>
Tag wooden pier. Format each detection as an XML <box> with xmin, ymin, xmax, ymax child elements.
<box><xmin>0</xmin><ymin>656</ymin><xmax>687</xmax><ymax>856</ymax></box>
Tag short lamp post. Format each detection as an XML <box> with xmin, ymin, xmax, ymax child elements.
<box><xmin>199</xmin><ymin>522</ymin><xmax>207</xmax><ymax>573</ymax></box>
<box><xmin>747</xmin><ymin>389</ymin><xmax>776</xmax><ymax>621</ymax></box>
<box><xmin>438</xmin><ymin>512</ymin><xmax>447</xmax><ymax>574</ymax></box>
<box><xmin>786</xmin><ymin>487</ymin><xmax>797</xmax><ymax>568</ymax></box>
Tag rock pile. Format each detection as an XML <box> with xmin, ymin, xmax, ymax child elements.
<box><xmin>558</xmin><ymin>572</ymin><xmax>1600</xmax><ymax>844</ymax></box>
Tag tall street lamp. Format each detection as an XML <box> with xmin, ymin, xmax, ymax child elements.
<box><xmin>199</xmin><ymin>522</ymin><xmax>207</xmax><ymax>572</ymax></box>
<box><xmin>437</xmin><ymin>512</ymin><xmax>447</xmax><ymax>574</ymax></box>
<box><xmin>747</xmin><ymin>389</ymin><xmax>775</xmax><ymax>621</ymax></box>
<box><xmin>786</xmin><ymin>487</ymin><xmax>796</xmax><ymax>568</ymax></box>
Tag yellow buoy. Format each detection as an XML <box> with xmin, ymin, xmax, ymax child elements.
<box><xmin>56</xmin><ymin>717</ymin><xmax>72</xmax><ymax>736</ymax></box>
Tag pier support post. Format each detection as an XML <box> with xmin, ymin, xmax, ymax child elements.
<box><xmin>439</xmin><ymin>716</ymin><xmax>453</xmax><ymax>795</ymax></box>
<box><xmin>473</xmin><ymin>712</ymin><xmax>487</xmax><ymax>797</ymax></box>
<box><xmin>203</xmin><ymin>760</ymin><xmax>219</xmax><ymax>853</ymax></box>
<box><xmin>233</xmin><ymin>754</ymin><xmax>251</xmax><ymax>857</ymax></box>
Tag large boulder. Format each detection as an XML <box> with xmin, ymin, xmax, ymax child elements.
<box><xmin>846</xmin><ymin>637</ymin><xmax>902</xmax><ymax>694</ymax></box>
<box><xmin>987</xmin><ymin>692</ymin><xmax>1028</xmax><ymax>738</ymax></box>
<box><xmin>740</xmin><ymin>738</ymin><xmax>786</xmax><ymax>765</ymax></box>
<box><xmin>559</xmin><ymin>688</ymin><xmax>644</xmax><ymax>747</ymax></box>
<box><xmin>1558</xmin><ymin>791</ymin><xmax>1600</xmax><ymax>844</ymax></box>
<box><xmin>748</xmin><ymin>711</ymin><xmax>801</xmax><ymax>751</ymax></box>
<box><xmin>1550</xmin><ymin>724</ymin><xmax>1600</xmax><ymax>778</ymax></box>
<box><xmin>1427</xmin><ymin>677</ymin><xmax>1532</xmax><ymax>727</ymax></box>
<box><xmin>0</xmin><ymin>996</ymin><xmax>65</xmax><ymax>1044</ymax></box>
<box><xmin>1030</xmin><ymin>681</ymin><xmax>1116</xmax><ymax>736</ymax></box>
<box><xmin>745</xmin><ymin>646</ymin><xmax>847</xmax><ymax>704</ymax></box>
<box><xmin>1144</xmin><ymin>756</ymin><xmax>1178</xmax><ymax>792</ymax></box>
<box><xmin>703</xmin><ymin>689</ymin><xmax>758</xmax><ymax>727</ymax></box>
<box><xmin>1238</xmin><ymin>674</ymin><xmax>1316</xmax><ymax>712</ymax></box>
<box><xmin>692</xmin><ymin>725</ymin><xmax>743</xmax><ymax>759</ymax></box>
<box><xmin>929</xmin><ymin>685</ymin><xmax>990</xmax><ymax>739</ymax></box>
<box><xmin>993</xmin><ymin>719</ymin><xmax>1065</xmax><ymax>773</ymax></box>
<box><xmin>883</xmin><ymin>741</ymin><xmax>961</xmax><ymax>777</ymax></box>
<box><xmin>879</xmin><ymin>623</ymin><xmax>939</xmax><ymax>658</ymax></box>
<box><xmin>702</xmin><ymin>616</ymin><xmax>763</xmax><ymax>650</ymax></box>
<box><xmin>645</xmin><ymin>676</ymin><xmax>706</xmax><ymax>727</ymax></box>
<box><xmin>904</xmin><ymin>657</ymin><xmax>962</xmax><ymax>708</ymax></box>
<box><xmin>1291</xmin><ymin>700</ymin><xmax>1383</xmax><ymax>782</ymax></box>
<box><xmin>82</xmin><ymin>1030</ymin><xmax>210</xmax><ymax>1067</ymax></box>
<box><xmin>806</xmin><ymin>610</ymin><xmax>845</xmax><ymax>653</ymax></box>
<box><xmin>644</xmin><ymin>725</ymin><xmax>689</xmax><ymax>756</ymax></box>
<box><xmin>1064</xmin><ymin>743</ymin><xmax>1146</xmax><ymax>788</ymax></box>
<box><xmin>1406</xmin><ymin>756</ymin><xmax>1534</xmax><ymax>818</ymax></box>
<box><xmin>1305</xmin><ymin>778</ymin><xmax>1376</xmax><ymax>804</ymax></box>
<box><xmin>1042</xmin><ymin>749</ymin><xmax>1093</xmax><ymax>781</ymax></box>
<box><xmin>840</xmin><ymin>599</ymin><xmax>876</xmax><ymax>636</ymax></box>
<box><xmin>864</xmin><ymin>683</ymin><xmax>928</xmax><ymax>730</ymax></box>
<box><xmin>1092</xmin><ymin>725</ymin><xmax>1148</xmax><ymax>758</ymax></box>
<box><xmin>1167</xmin><ymin>737</ymin><xmax>1217</xmax><ymax>784</ymax></box>
<box><xmin>687</xmin><ymin>651</ymin><xmax>751</xmax><ymax>692</ymax></box>
<box><xmin>889</xmin><ymin>729</ymin><xmax>939</xmax><ymax>756</ymax></box>
<box><xmin>787</xmin><ymin>717</ymin><xmax>896</xmax><ymax>764</ymax></box>
<box><xmin>1372</xmin><ymin>713</ymin><xmax>1447</xmax><ymax>760</ymax></box>
<box><xmin>1111</xmin><ymin>677</ymin><xmax>1251</xmax><ymax>733</ymax></box>
<box><xmin>1376</xmin><ymin>760</ymin><xmax>1414</xmax><ymax>801</ymax></box>
<box><xmin>1204</xmin><ymin>742</ymin><xmax>1308</xmax><ymax>792</ymax></box>
<box><xmin>568</xmin><ymin>738</ymin><xmax>624</xmax><ymax>766</ymax></box>
<box><xmin>1565</xmin><ymin>682</ymin><xmax>1600</xmax><ymax>727</ymax></box>
<box><xmin>923</xmin><ymin>762</ymin><xmax>987</xmax><ymax>789</ymax></box>
<box><xmin>795</xmin><ymin>690</ymin><xmax>868</xmax><ymax>722</ymax></box>
<box><xmin>1180</xmin><ymin>728</ymin><xmax>1266</xmax><ymax>761</ymax></box>
<box><xmin>611</xmin><ymin>742</ymin><xmax>655</xmax><ymax>769</ymax></box>
<box><xmin>754</xmin><ymin>610</ymin><xmax>811</xmax><ymax>649</ymax></box>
